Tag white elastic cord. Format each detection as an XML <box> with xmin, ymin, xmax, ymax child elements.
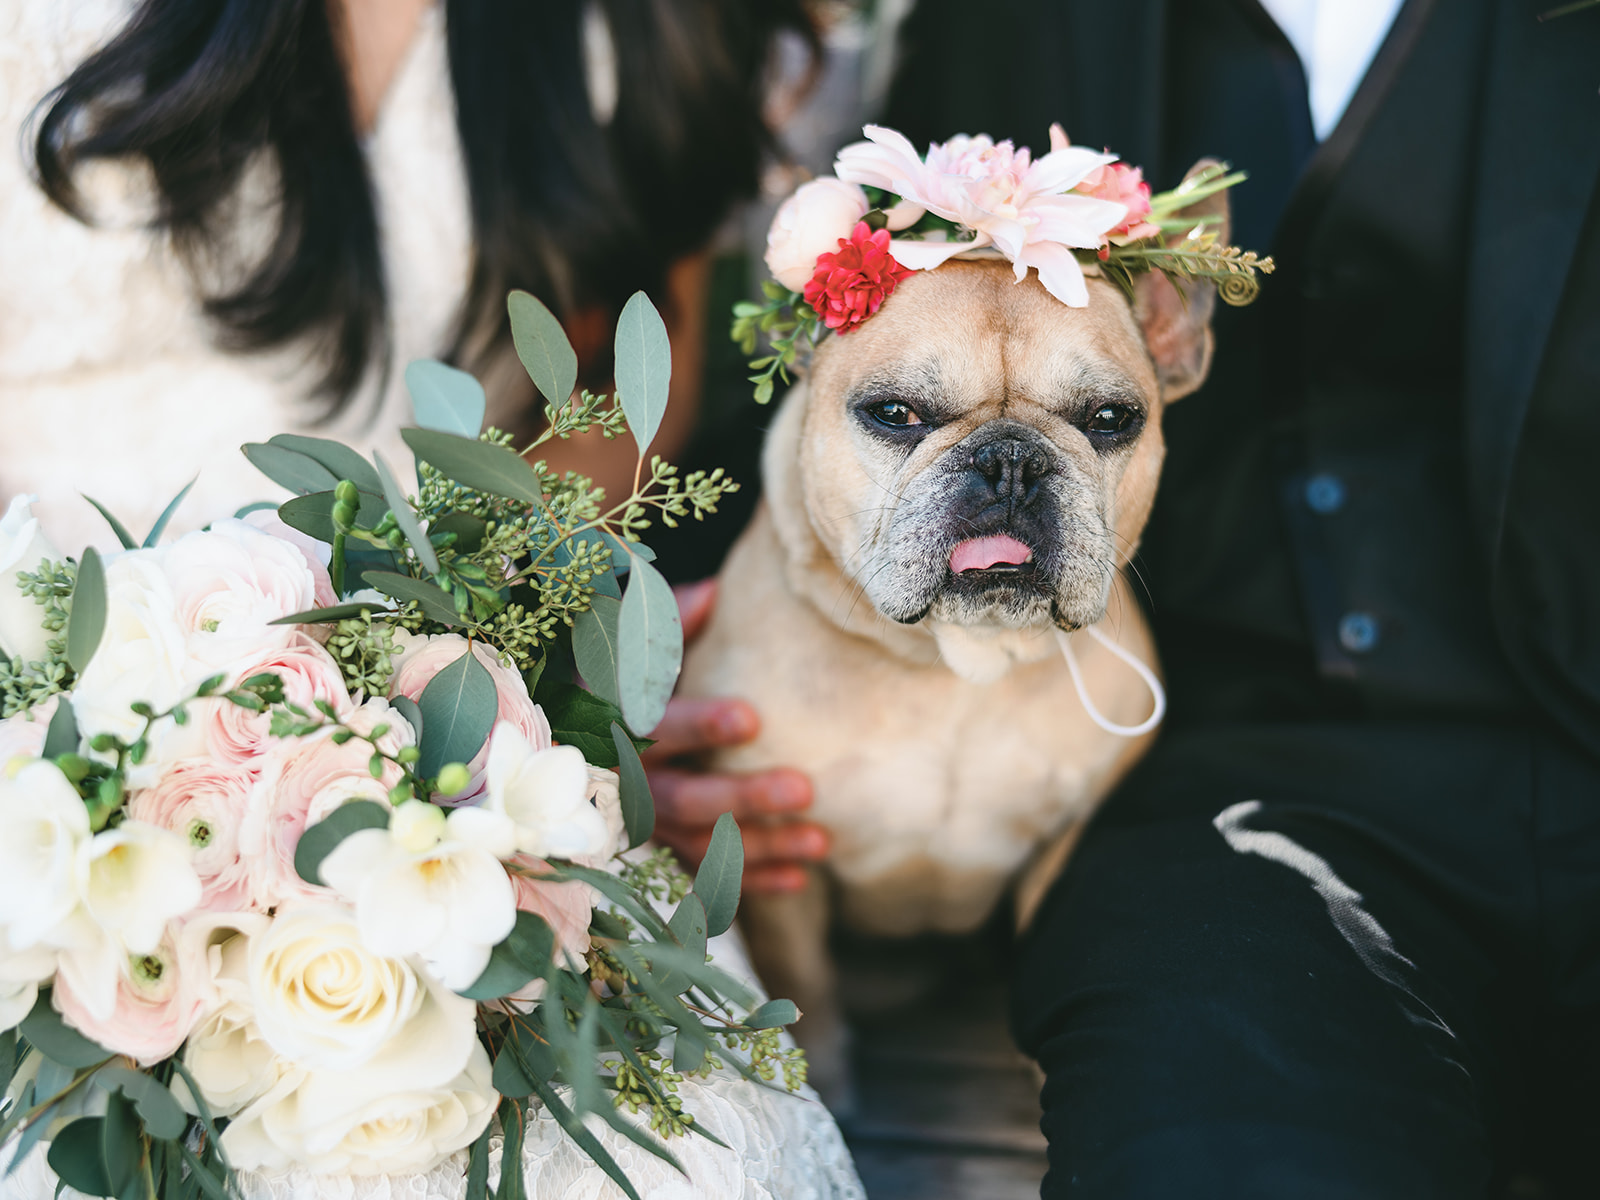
<box><xmin>1054</xmin><ymin>624</ymin><xmax>1167</xmax><ymax>738</ymax></box>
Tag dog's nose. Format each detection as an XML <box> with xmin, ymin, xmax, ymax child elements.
<box><xmin>971</xmin><ymin>438</ymin><xmax>1051</xmax><ymax>502</ymax></box>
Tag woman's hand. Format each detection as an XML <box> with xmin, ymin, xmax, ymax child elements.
<box><xmin>645</xmin><ymin>580</ymin><xmax>828</xmax><ymax>893</ymax></box>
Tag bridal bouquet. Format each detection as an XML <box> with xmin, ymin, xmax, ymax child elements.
<box><xmin>0</xmin><ymin>293</ymin><xmax>802</xmax><ymax>1200</ymax></box>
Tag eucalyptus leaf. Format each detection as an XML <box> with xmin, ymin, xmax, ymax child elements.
<box><xmin>18</xmin><ymin>993</ymin><xmax>103</xmax><ymax>1071</ymax></box>
<box><xmin>525</xmin><ymin>1076</ymin><xmax>643</xmax><ymax>1200</ymax></box>
<box><xmin>101</xmin><ymin>1089</ymin><xmax>140</xmax><ymax>1197</ymax></box>
<box><xmin>416</xmin><ymin>649</ymin><xmax>497</xmax><ymax>779</ymax></box>
<box><xmin>233</xmin><ymin>501</ymin><xmax>278</xmax><ymax>519</ymax></box>
<box><xmin>406</xmin><ymin>360</ymin><xmax>487</xmax><ymax>438</ymax></box>
<box><xmin>46</xmin><ymin>1117</ymin><xmax>110</xmax><ymax>1197</ymax></box>
<box><xmin>615</xmin><ymin>555</ymin><xmax>681</xmax><ymax>735</ymax></box>
<box><xmin>599</xmin><ymin>531</ymin><xmax>654</xmax><ymax>565</ymax></box>
<box><xmin>143</xmin><ymin>476</ymin><xmax>197</xmax><ymax>548</ymax></box>
<box><xmin>667</xmin><ymin>893</ymin><xmax>707</xmax><ymax>959</ymax></box>
<box><xmin>293</xmin><ymin>800</ymin><xmax>391</xmax><ymax>886</ymax></box>
<box><xmin>507</xmin><ymin>291</ymin><xmax>578</xmax><ymax>407</ymax></box>
<box><xmin>269</xmin><ymin>601</ymin><xmax>397</xmax><ymax>627</ymax></box>
<box><xmin>242</xmin><ymin>442</ymin><xmax>340</xmax><ymax>496</ymax></box>
<box><xmin>614</xmin><ymin>291</ymin><xmax>671</xmax><ymax>456</ymax></box>
<box><xmin>465</xmin><ymin>1127</ymin><xmax>491</xmax><ymax>1200</ymax></box>
<box><xmin>373</xmin><ymin>451</ymin><xmax>439</xmax><ymax>575</ymax></box>
<box><xmin>610</xmin><ymin>722</ymin><xmax>653</xmax><ymax>849</ymax></box>
<box><xmin>266</xmin><ymin>435</ymin><xmax>383</xmax><ymax>494</ymax></box>
<box><xmin>538</xmin><ymin>684</ymin><xmax>650</xmax><ymax>769</ymax></box>
<box><xmin>96</xmin><ymin>1067</ymin><xmax>188</xmax><ymax>1140</ymax></box>
<box><xmin>5</xmin><ymin>1098</ymin><xmax>55</xmax><ymax>1180</ymax></box>
<box><xmin>742</xmin><ymin>999</ymin><xmax>800</xmax><ymax>1030</ymax></box>
<box><xmin>495</xmin><ymin>1097</ymin><xmax>528</xmax><ymax>1200</ymax></box>
<box><xmin>390</xmin><ymin>695</ymin><xmax>423</xmax><ymax>741</ymax></box>
<box><xmin>402</xmin><ymin>428</ymin><xmax>544</xmax><ymax>506</ymax></box>
<box><xmin>363</xmin><ymin>572</ymin><xmax>464</xmax><ymax>626</ymax></box>
<box><xmin>694</xmin><ymin>812</ymin><xmax>744</xmax><ymax>938</ymax></box>
<box><xmin>571</xmin><ymin>596</ymin><xmax>621</xmax><ymax>706</ymax></box>
<box><xmin>80</xmin><ymin>496</ymin><xmax>135</xmax><ymax>551</ymax></box>
<box><xmin>277</xmin><ymin>489</ymin><xmax>387</xmax><ymax>545</ymax></box>
<box><xmin>458</xmin><ymin>911</ymin><xmax>555</xmax><ymax>1000</ymax></box>
<box><xmin>429</xmin><ymin>511</ymin><xmax>488</xmax><ymax>554</ymax></box>
<box><xmin>42</xmin><ymin>698</ymin><xmax>78</xmax><ymax>760</ymax></box>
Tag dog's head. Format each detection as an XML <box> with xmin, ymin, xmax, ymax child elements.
<box><xmin>773</xmin><ymin>175</ymin><xmax>1223</xmax><ymax>662</ymax></box>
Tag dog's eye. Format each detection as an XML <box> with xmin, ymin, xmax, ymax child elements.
<box><xmin>1084</xmin><ymin>404</ymin><xmax>1137</xmax><ymax>435</ymax></box>
<box><xmin>867</xmin><ymin>400</ymin><xmax>924</xmax><ymax>428</ymax></box>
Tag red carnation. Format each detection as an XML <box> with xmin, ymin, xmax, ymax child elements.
<box><xmin>802</xmin><ymin>222</ymin><xmax>916</xmax><ymax>334</ymax></box>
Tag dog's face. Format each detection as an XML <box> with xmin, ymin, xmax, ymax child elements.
<box><xmin>796</xmin><ymin>256</ymin><xmax>1213</xmax><ymax>635</ymax></box>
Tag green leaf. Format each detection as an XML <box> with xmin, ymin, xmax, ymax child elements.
<box><xmin>668</xmin><ymin>893</ymin><xmax>707</xmax><ymax>958</ymax></box>
<box><xmin>80</xmin><ymin>496</ymin><xmax>136</xmax><ymax>550</ymax></box>
<box><xmin>5</xmin><ymin>1096</ymin><xmax>54</xmax><ymax>1180</ymax></box>
<box><xmin>142</xmin><ymin>476</ymin><xmax>197</xmax><ymax>548</ymax></box>
<box><xmin>524</xmin><ymin>1077</ymin><xmax>643</xmax><ymax>1200</ymax></box>
<box><xmin>101</xmin><ymin>1088</ymin><xmax>140</xmax><ymax>1197</ymax></box>
<box><xmin>402</xmin><ymin>428</ymin><xmax>544</xmax><ymax>506</ymax></box>
<box><xmin>538</xmin><ymin>683</ymin><xmax>649</xmax><ymax>768</ymax></box>
<box><xmin>269</xmin><ymin>601</ymin><xmax>397</xmax><ymax>627</ymax></box>
<box><xmin>95</xmin><ymin>1067</ymin><xmax>188</xmax><ymax>1140</ymax></box>
<box><xmin>242</xmin><ymin>442</ymin><xmax>340</xmax><ymax>496</ymax></box>
<box><xmin>571</xmin><ymin>595</ymin><xmax>621</xmax><ymax>706</ymax></box>
<box><xmin>233</xmin><ymin>501</ymin><xmax>278</xmax><ymax>519</ymax></box>
<box><xmin>363</xmin><ymin>572</ymin><xmax>465</xmax><ymax>626</ymax></box>
<box><xmin>609</xmin><ymin>722</ymin><xmax>653</xmax><ymax>849</ymax></box>
<box><xmin>293</xmin><ymin>800</ymin><xmax>391</xmax><ymax>886</ymax></box>
<box><xmin>495</xmin><ymin>1096</ymin><xmax>528</xmax><ymax>1200</ymax></box>
<box><xmin>492</xmin><ymin>1015</ymin><xmax>559</xmax><ymax>1097</ymax></box>
<box><xmin>373</xmin><ymin>452</ymin><xmax>439</xmax><ymax>575</ymax></box>
<box><xmin>465</xmin><ymin>1126</ymin><xmax>491</xmax><ymax>1200</ymax></box>
<box><xmin>615</xmin><ymin>555</ymin><xmax>681</xmax><ymax>735</ymax></box>
<box><xmin>390</xmin><ymin>694</ymin><xmax>423</xmax><ymax>740</ymax></box>
<box><xmin>175</xmin><ymin>1140</ymin><xmax>232</xmax><ymax>1200</ymax></box>
<box><xmin>265</xmin><ymin>434</ymin><xmax>383</xmax><ymax>495</ymax></box>
<box><xmin>277</xmin><ymin>488</ymin><xmax>388</xmax><ymax>545</ymax></box>
<box><xmin>694</xmin><ymin>812</ymin><xmax>744</xmax><ymax>938</ymax></box>
<box><xmin>20</xmin><ymin>994</ymin><xmax>111</xmax><ymax>1070</ymax></box>
<box><xmin>66</xmin><ymin>545</ymin><xmax>108</xmax><ymax>675</ymax></box>
<box><xmin>46</xmin><ymin>1117</ymin><xmax>110</xmax><ymax>1197</ymax></box>
<box><xmin>429</xmin><ymin>511</ymin><xmax>488</xmax><ymax>554</ymax></box>
<box><xmin>458</xmin><ymin>911</ymin><xmax>555</xmax><ymax>1001</ymax></box>
<box><xmin>416</xmin><ymin>649</ymin><xmax>497</xmax><ymax>779</ymax></box>
<box><xmin>599</xmin><ymin>531</ymin><xmax>654</xmax><ymax>565</ymax></box>
<box><xmin>43</xmin><ymin>698</ymin><xmax>78</xmax><ymax>759</ymax></box>
<box><xmin>405</xmin><ymin>360</ymin><xmax>487</xmax><ymax>438</ymax></box>
<box><xmin>613</xmin><ymin>291</ymin><xmax>672</xmax><ymax>456</ymax></box>
<box><xmin>742</xmin><ymin>999</ymin><xmax>800</xmax><ymax>1029</ymax></box>
<box><xmin>507</xmin><ymin>291</ymin><xmax>578</xmax><ymax>407</ymax></box>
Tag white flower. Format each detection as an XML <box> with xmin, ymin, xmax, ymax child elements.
<box><xmin>175</xmin><ymin>918</ymin><xmax>282</xmax><ymax>1117</ymax></box>
<box><xmin>78</xmin><ymin>822</ymin><xmax>202</xmax><ymax>957</ymax></box>
<box><xmin>247</xmin><ymin>906</ymin><xmax>478</xmax><ymax>1074</ymax></box>
<box><xmin>0</xmin><ymin>697</ymin><xmax>57</xmax><ymax>775</ymax></box>
<box><xmin>764</xmin><ymin>177</ymin><xmax>871</xmax><ymax>291</ymax></box>
<box><xmin>483</xmin><ymin>722</ymin><xmax>610</xmax><ymax>861</ymax></box>
<box><xmin>0</xmin><ymin>495</ymin><xmax>60</xmax><ymax>665</ymax></box>
<box><xmin>319</xmin><ymin>801</ymin><xmax>518</xmax><ymax>990</ymax></box>
<box><xmin>222</xmin><ymin>1042</ymin><xmax>496</xmax><ymax>1175</ymax></box>
<box><xmin>0</xmin><ymin>760</ymin><xmax>89</xmax><ymax>950</ymax></box>
<box><xmin>0</xmin><ymin>928</ymin><xmax>58</xmax><ymax>1033</ymax></box>
<box><xmin>162</xmin><ymin>520</ymin><xmax>317</xmax><ymax>669</ymax></box>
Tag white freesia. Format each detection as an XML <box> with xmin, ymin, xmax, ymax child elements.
<box><xmin>0</xmin><ymin>928</ymin><xmax>57</xmax><ymax>1033</ymax></box>
<box><xmin>247</xmin><ymin>906</ymin><xmax>478</xmax><ymax>1074</ymax></box>
<box><xmin>764</xmin><ymin>177</ymin><xmax>871</xmax><ymax>291</ymax></box>
<box><xmin>0</xmin><ymin>495</ymin><xmax>59</xmax><ymax>665</ymax></box>
<box><xmin>0</xmin><ymin>760</ymin><xmax>90</xmax><ymax>950</ymax></box>
<box><xmin>483</xmin><ymin>721</ymin><xmax>610</xmax><ymax>861</ymax></box>
<box><xmin>319</xmin><ymin>801</ymin><xmax>518</xmax><ymax>989</ymax></box>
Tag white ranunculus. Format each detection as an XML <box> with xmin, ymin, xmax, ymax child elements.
<box><xmin>320</xmin><ymin>802</ymin><xmax>518</xmax><ymax>990</ymax></box>
<box><xmin>483</xmin><ymin>722</ymin><xmax>610</xmax><ymax>861</ymax></box>
<box><xmin>0</xmin><ymin>495</ymin><xmax>60</xmax><ymax>665</ymax></box>
<box><xmin>765</xmin><ymin>177</ymin><xmax>872</xmax><ymax>291</ymax></box>
<box><xmin>70</xmin><ymin>550</ymin><xmax>193</xmax><ymax>746</ymax></box>
<box><xmin>247</xmin><ymin>906</ymin><xmax>478</xmax><ymax>1076</ymax></box>
<box><xmin>162</xmin><ymin>520</ymin><xmax>317</xmax><ymax>669</ymax></box>
<box><xmin>222</xmin><ymin>1041</ymin><xmax>497</xmax><ymax>1175</ymax></box>
<box><xmin>0</xmin><ymin>760</ymin><xmax>91</xmax><ymax>949</ymax></box>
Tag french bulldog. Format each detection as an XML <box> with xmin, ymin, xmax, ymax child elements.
<box><xmin>678</xmin><ymin>176</ymin><xmax>1225</xmax><ymax>1098</ymax></box>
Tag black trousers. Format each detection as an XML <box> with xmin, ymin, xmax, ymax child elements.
<box><xmin>1012</xmin><ymin>720</ymin><xmax>1600</xmax><ymax>1199</ymax></box>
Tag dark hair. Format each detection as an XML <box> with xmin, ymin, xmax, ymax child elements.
<box><xmin>31</xmin><ymin>0</ymin><xmax>809</xmax><ymax>414</ymax></box>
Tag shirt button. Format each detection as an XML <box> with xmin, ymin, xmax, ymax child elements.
<box><xmin>1305</xmin><ymin>472</ymin><xmax>1346</xmax><ymax>514</ymax></box>
<box><xmin>1338</xmin><ymin>611</ymin><xmax>1381</xmax><ymax>654</ymax></box>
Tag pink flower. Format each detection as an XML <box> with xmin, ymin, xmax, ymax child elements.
<box><xmin>1062</xmin><ymin>130</ymin><xmax>1159</xmax><ymax>246</ymax></box>
<box><xmin>198</xmin><ymin>635</ymin><xmax>353</xmax><ymax>765</ymax></box>
<box><xmin>388</xmin><ymin>632</ymin><xmax>550</xmax><ymax>804</ymax></box>
<box><xmin>802</xmin><ymin>222</ymin><xmax>917</xmax><ymax>333</ymax></box>
<box><xmin>163</xmin><ymin>520</ymin><xmax>319</xmax><ymax>671</ymax></box>
<box><xmin>128</xmin><ymin>761</ymin><xmax>259</xmax><ymax>912</ymax></box>
<box><xmin>834</xmin><ymin>124</ymin><xmax>1131</xmax><ymax>307</ymax></box>
<box><xmin>765</xmin><ymin>178</ymin><xmax>872</xmax><ymax>292</ymax></box>
<box><xmin>239</xmin><ymin>699</ymin><xmax>412</xmax><ymax>910</ymax></box>
<box><xmin>53</xmin><ymin>928</ymin><xmax>202</xmax><ymax>1066</ymax></box>
<box><xmin>241</xmin><ymin>511</ymin><xmax>337</xmax><ymax>612</ymax></box>
<box><xmin>0</xmin><ymin>696</ymin><xmax>56</xmax><ymax>770</ymax></box>
<box><xmin>503</xmin><ymin>855</ymin><xmax>594</xmax><ymax>1006</ymax></box>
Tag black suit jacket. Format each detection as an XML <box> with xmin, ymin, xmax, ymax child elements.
<box><xmin>887</xmin><ymin>0</ymin><xmax>1600</xmax><ymax>757</ymax></box>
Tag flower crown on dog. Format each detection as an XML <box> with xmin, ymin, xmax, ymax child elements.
<box><xmin>732</xmin><ymin>124</ymin><xmax>1275</xmax><ymax>402</ymax></box>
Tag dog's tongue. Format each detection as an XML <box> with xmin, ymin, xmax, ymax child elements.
<box><xmin>949</xmin><ymin>534</ymin><xmax>1034</xmax><ymax>573</ymax></box>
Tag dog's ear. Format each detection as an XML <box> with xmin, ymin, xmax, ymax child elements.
<box><xmin>1132</xmin><ymin>158</ymin><xmax>1230</xmax><ymax>404</ymax></box>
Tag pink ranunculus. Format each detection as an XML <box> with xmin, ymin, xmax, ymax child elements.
<box><xmin>242</xmin><ymin>511</ymin><xmax>337</xmax><ymax>612</ymax></box>
<box><xmin>53</xmin><ymin>927</ymin><xmax>203</xmax><ymax>1066</ymax></box>
<box><xmin>128</xmin><ymin>761</ymin><xmax>260</xmax><ymax>913</ymax></box>
<box><xmin>199</xmin><ymin>635</ymin><xmax>354</xmax><ymax>765</ymax></box>
<box><xmin>503</xmin><ymin>855</ymin><xmax>594</xmax><ymax>1007</ymax></box>
<box><xmin>0</xmin><ymin>696</ymin><xmax>56</xmax><ymax>770</ymax></box>
<box><xmin>388</xmin><ymin>632</ymin><xmax>550</xmax><ymax>805</ymax></box>
<box><xmin>764</xmin><ymin>177</ymin><xmax>872</xmax><ymax>292</ymax></box>
<box><xmin>1071</xmin><ymin>144</ymin><xmax>1159</xmax><ymax>246</ymax></box>
<box><xmin>803</xmin><ymin>222</ymin><xmax>917</xmax><ymax>334</ymax></box>
<box><xmin>239</xmin><ymin>698</ymin><xmax>412</xmax><ymax>910</ymax></box>
<box><xmin>834</xmin><ymin>124</ymin><xmax>1131</xmax><ymax>308</ymax></box>
<box><xmin>162</xmin><ymin>520</ymin><xmax>319</xmax><ymax>671</ymax></box>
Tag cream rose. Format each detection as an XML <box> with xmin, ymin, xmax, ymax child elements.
<box><xmin>175</xmin><ymin>916</ymin><xmax>282</xmax><ymax>1116</ymax></box>
<box><xmin>0</xmin><ymin>495</ymin><xmax>60</xmax><ymax>665</ymax></box>
<box><xmin>765</xmin><ymin>177</ymin><xmax>872</xmax><ymax>292</ymax></box>
<box><xmin>128</xmin><ymin>760</ymin><xmax>258</xmax><ymax>912</ymax></box>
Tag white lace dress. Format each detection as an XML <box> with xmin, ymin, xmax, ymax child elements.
<box><xmin>0</xmin><ymin>1</ymin><xmax>864</xmax><ymax>1195</ymax></box>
